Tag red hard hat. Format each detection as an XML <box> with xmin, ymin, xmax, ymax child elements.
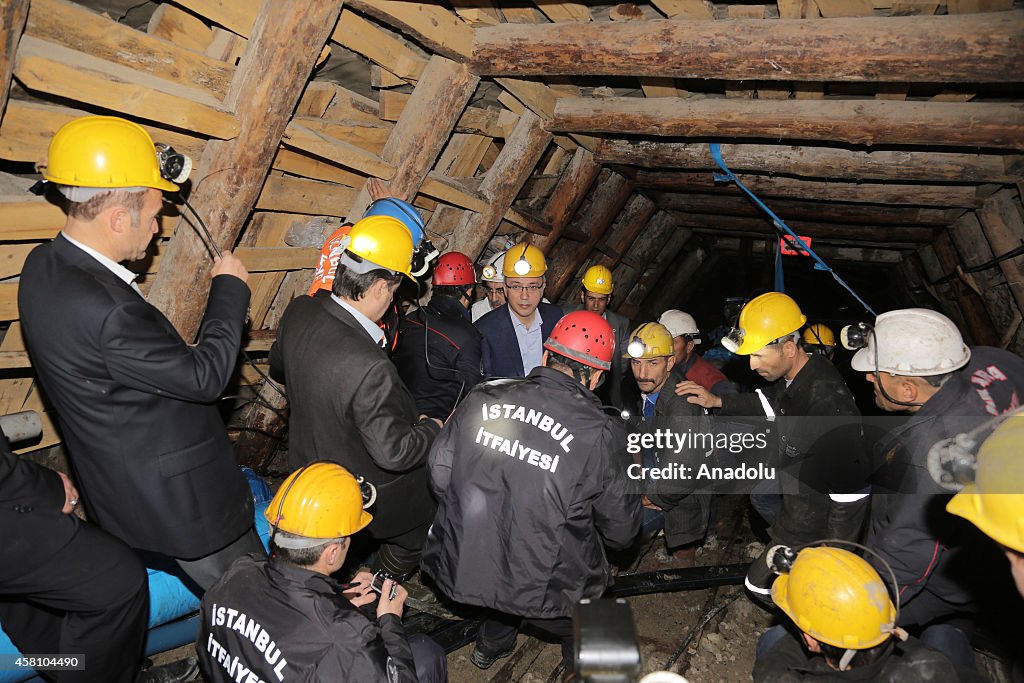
<box><xmin>544</xmin><ymin>311</ymin><xmax>614</xmax><ymax>371</ymax></box>
<box><xmin>432</xmin><ymin>252</ymin><xmax>476</xmax><ymax>286</ymax></box>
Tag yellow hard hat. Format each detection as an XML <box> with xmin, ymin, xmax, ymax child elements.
<box><xmin>725</xmin><ymin>292</ymin><xmax>807</xmax><ymax>355</ymax></box>
<box><xmin>341</xmin><ymin>215</ymin><xmax>414</xmax><ymax>279</ymax></box>
<box><xmin>624</xmin><ymin>322</ymin><xmax>674</xmax><ymax>359</ymax></box>
<box><xmin>266</xmin><ymin>463</ymin><xmax>372</xmax><ymax>540</ymax></box>
<box><xmin>503</xmin><ymin>243</ymin><xmax>547</xmax><ymax>278</ymax></box>
<box><xmin>772</xmin><ymin>547</ymin><xmax>896</xmax><ymax>650</ymax></box>
<box><xmin>42</xmin><ymin>116</ymin><xmax>178</xmax><ymax>192</ymax></box>
<box><xmin>582</xmin><ymin>265</ymin><xmax>613</xmax><ymax>295</ymax></box>
<box><xmin>946</xmin><ymin>415</ymin><xmax>1024</xmax><ymax>553</ymax></box>
<box><xmin>803</xmin><ymin>323</ymin><xmax>836</xmax><ymax>348</ymax></box>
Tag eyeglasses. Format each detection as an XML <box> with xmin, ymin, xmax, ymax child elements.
<box><xmin>506</xmin><ymin>284</ymin><xmax>544</xmax><ymax>293</ymax></box>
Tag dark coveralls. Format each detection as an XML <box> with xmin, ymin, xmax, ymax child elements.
<box><xmin>0</xmin><ymin>437</ymin><xmax>147</xmax><ymax>683</ymax></box>
<box><xmin>197</xmin><ymin>554</ymin><xmax>446</xmax><ymax>683</ymax></box>
<box><xmin>422</xmin><ymin>367</ymin><xmax>641</xmax><ymax>669</ymax></box>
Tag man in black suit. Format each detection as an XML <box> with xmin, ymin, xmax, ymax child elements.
<box><xmin>0</xmin><ymin>430</ymin><xmax>148</xmax><ymax>682</ymax></box>
<box><xmin>17</xmin><ymin>116</ymin><xmax>261</xmax><ymax>591</ymax></box>
<box><xmin>270</xmin><ymin>215</ymin><xmax>442</xmax><ymax>581</ymax></box>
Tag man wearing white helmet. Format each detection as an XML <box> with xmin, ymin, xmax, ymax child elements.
<box><xmin>472</xmin><ymin>250</ymin><xmax>507</xmax><ymax>322</ymax></box>
<box><xmin>849</xmin><ymin>308</ymin><xmax>1024</xmax><ymax>670</ymax></box>
<box><xmin>659</xmin><ymin>309</ymin><xmax>736</xmax><ymax>398</ymax></box>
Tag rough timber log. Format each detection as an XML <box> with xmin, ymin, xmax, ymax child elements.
<box><xmin>0</xmin><ymin>0</ymin><xmax>28</xmax><ymax>122</ymax></box>
<box><xmin>532</xmin><ymin>148</ymin><xmax>602</xmax><ymax>253</ymax></box>
<box><xmin>977</xmin><ymin>189</ymin><xmax>1024</xmax><ymax>317</ymax></box>
<box><xmin>671</xmin><ymin>213</ymin><xmax>935</xmax><ymax>242</ymax></box>
<box><xmin>551</xmin><ymin>98</ymin><xmax>1024</xmax><ymax>150</ymax></box>
<box><xmin>471</xmin><ymin>13</ymin><xmax>1024</xmax><ymax>83</ymax></box>
<box><xmin>713</xmin><ymin>237</ymin><xmax>906</xmax><ymax>264</ymax></box>
<box><xmin>630</xmin><ymin>171</ymin><xmax>982</xmax><ymax>209</ymax></box>
<box><xmin>611</xmin><ymin>212</ymin><xmax>678</xmax><ymax>311</ymax></box>
<box><xmin>619</xmin><ymin>224</ymin><xmax>693</xmax><ymax>318</ymax></box>
<box><xmin>932</xmin><ymin>230</ymin><xmax>999</xmax><ymax>346</ymax></box>
<box><xmin>148</xmin><ymin>1</ymin><xmax>344</xmax><ymax>340</ymax></box>
<box><xmin>594</xmin><ymin>194</ymin><xmax>658</xmax><ymax>269</ymax></box>
<box><xmin>596</xmin><ymin>141</ymin><xmax>1023</xmax><ymax>184</ymax></box>
<box><xmin>949</xmin><ymin>212</ymin><xmax>1021</xmax><ymax>345</ymax></box>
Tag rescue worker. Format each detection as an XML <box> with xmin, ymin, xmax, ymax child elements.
<box><xmin>849</xmin><ymin>308</ymin><xmax>1024</xmax><ymax>667</ymax></box>
<box><xmin>422</xmin><ymin>310</ymin><xmax>641</xmax><ymax>673</ymax></box>
<box><xmin>626</xmin><ymin>322</ymin><xmax>711</xmax><ymax>568</ymax></box>
<box><xmin>677</xmin><ymin>293</ymin><xmax>869</xmax><ymax>601</ymax></box>
<box><xmin>802</xmin><ymin>323</ymin><xmax>837</xmax><ymax>361</ymax></box>
<box><xmin>754</xmin><ymin>546</ymin><xmax>964</xmax><ymax>681</ymax></box>
<box><xmin>393</xmin><ymin>251</ymin><xmax>484</xmax><ymax>421</ymax></box>
<box><xmin>475</xmin><ymin>243</ymin><xmax>563</xmax><ymax>378</ymax></box>
<box><xmin>197</xmin><ymin>463</ymin><xmax>447</xmax><ymax>682</ymax></box>
<box><xmin>945</xmin><ymin>412</ymin><xmax>1024</xmax><ymax>597</ymax></box>
<box><xmin>569</xmin><ymin>265</ymin><xmax>631</xmax><ymax>408</ymax></box>
<box><xmin>660</xmin><ymin>309</ymin><xmax>736</xmax><ymax>398</ymax></box>
<box><xmin>270</xmin><ymin>216</ymin><xmax>442</xmax><ymax>583</ymax></box>
<box><xmin>471</xmin><ymin>250</ymin><xmax>507</xmax><ymax>322</ymax></box>
<box><xmin>0</xmin><ymin>432</ymin><xmax>148</xmax><ymax>683</ymax></box>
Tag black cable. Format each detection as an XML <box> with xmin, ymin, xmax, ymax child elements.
<box><xmin>420</xmin><ymin>301</ymin><xmax>467</xmax><ymax>423</ymax></box>
<box><xmin>241</xmin><ymin>350</ymin><xmax>287</xmax><ymax>400</ymax></box>
<box><xmin>662</xmin><ymin>592</ymin><xmax>740</xmax><ymax>671</ymax></box>
<box><xmin>220</xmin><ymin>394</ymin><xmax>288</xmax><ymax>422</ymax></box>
<box><xmin>930</xmin><ymin>243</ymin><xmax>1024</xmax><ymax>286</ymax></box>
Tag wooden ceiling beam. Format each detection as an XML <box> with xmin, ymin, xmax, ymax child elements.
<box><xmin>673</xmin><ymin>212</ymin><xmax>936</xmax><ymax>241</ymax></box>
<box><xmin>1</xmin><ymin>0</ymin><xmax>29</xmax><ymax>123</ymax></box>
<box><xmin>631</xmin><ymin>171</ymin><xmax>982</xmax><ymax>208</ymax></box>
<box><xmin>610</xmin><ymin>211</ymin><xmax>679</xmax><ymax>310</ymax></box>
<box><xmin>551</xmin><ymin>97</ymin><xmax>1024</xmax><ymax>149</ymax></box>
<box><xmin>654</xmin><ymin>192</ymin><xmax>961</xmax><ymax>225</ymax></box>
<box><xmin>471</xmin><ymin>12</ymin><xmax>1024</xmax><ymax>82</ymax></box>
<box><xmin>533</xmin><ymin>148</ymin><xmax>602</xmax><ymax>253</ymax></box>
<box><xmin>710</xmin><ymin>236</ymin><xmax>906</xmax><ymax>263</ymax></box>
<box><xmin>596</xmin><ymin>141</ymin><xmax>1023</xmax><ymax>183</ymax></box>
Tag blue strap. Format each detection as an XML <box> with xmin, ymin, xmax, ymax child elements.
<box><xmin>774</xmin><ymin>237</ymin><xmax>785</xmax><ymax>292</ymax></box>
<box><xmin>709</xmin><ymin>143</ymin><xmax>877</xmax><ymax>316</ymax></box>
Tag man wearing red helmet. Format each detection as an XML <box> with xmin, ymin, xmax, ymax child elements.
<box><xmin>393</xmin><ymin>252</ymin><xmax>484</xmax><ymax>421</ymax></box>
<box><xmin>422</xmin><ymin>310</ymin><xmax>641</xmax><ymax>676</ymax></box>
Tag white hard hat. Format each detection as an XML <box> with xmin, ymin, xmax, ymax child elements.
<box><xmin>480</xmin><ymin>250</ymin><xmax>506</xmax><ymax>283</ymax></box>
<box><xmin>851</xmin><ymin>308</ymin><xmax>970</xmax><ymax>376</ymax></box>
<box><xmin>658</xmin><ymin>309</ymin><xmax>701</xmax><ymax>344</ymax></box>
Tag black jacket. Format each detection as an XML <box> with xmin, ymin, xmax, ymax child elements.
<box><xmin>393</xmin><ymin>295</ymin><xmax>484</xmax><ymax>421</ymax></box>
<box><xmin>754</xmin><ymin>631</ymin><xmax>970</xmax><ymax>682</ymax></box>
<box><xmin>198</xmin><ymin>554</ymin><xmax>416</xmax><ymax>683</ymax></box>
<box><xmin>422</xmin><ymin>367</ymin><xmax>641</xmax><ymax>619</ymax></box>
<box><xmin>18</xmin><ymin>235</ymin><xmax>253</xmax><ymax>558</ymax></box>
<box><xmin>866</xmin><ymin>346</ymin><xmax>1024</xmax><ymax>626</ymax></box>
<box><xmin>476</xmin><ymin>301</ymin><xmax>564</xmax><ymax>378</ymax></box>
<box><xmin>720</xmin><ymin>354</ymin><xmax>868</xmax><ymax>546</ymax></box>
<box><xmin>269</xmin><ymin>294</ymin><xmax>440</xmax><ymax>540</ymax></box>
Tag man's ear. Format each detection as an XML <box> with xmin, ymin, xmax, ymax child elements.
<box><xmin>901</xmin><ymin>378</ymin><xmax>920</xmax><ymax>403</ymax></box>
<box><xmin>665</xmin><ymin>355</ymin><xmax>676</xmax><ymax>372</ymax></box>
<box><xmin>107</xmin><ymin>205</ymin><xmax>131</xmax><ymax>235</ymax></box>
<box><xmin>588</xmin><ymin>369</ymin><xmax>604</xmax><ymax>391</ymax></box>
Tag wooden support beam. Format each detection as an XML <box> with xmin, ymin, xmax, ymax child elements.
<box><xmin>173</xmin><ymin>0</ymin><xmax>258</xmax><ymax>37</ymax></box>
<box><xmin>672</xmin><ymin>212</ymin><xmax>936</xmax><ymax>242</ymax></box>
<box><xmin>378</xmin><ymin>91</ymin><xmax>518</xmax><ymax>138</ymax></box>
<box><xmin>619</xmin><ymin>222</ymin><xmax>693</xmax><ymax>317</ymax></box>
<box><xmin>346</xmin><ymin>0</ymin><xmax>475</xmax><ymax>60</ymax></box>
<box><xmin>631</xmin><ymin>171</ymin><xmax>982</xmax><ymax>208</ymax></box>
<box><xmin>343</xmin><ymin>55</ymin><xmax>479</xmax><ymax>221</ymax></box>
<box><xmin>447</xmin><ymin>110</ymin><xmax>553</xmax><ymax>259</ymax></box>
<box><xmin>596</xmin><ymin>141</ymin><xmax>1023</xmax><ymax>183</ymax></box>
<box><xmin>689</xmin><ymin>228</ymin><xmax>919</xmax><ymax>250</ymax></box>
<box><xmin>714</xmin><ymin>236</ymin><xmax>906</xmax><ymax>263</ymax></box>
<box><xmin>918</xmin><ymin>242</ymin><xmax>969</xmax><ymax>326</ymax></box>
<box><xmin>147</xmin><ymin>1</ymin><xmax>344</xmax><ymax>339</ymax></box>
<box><xmin>532</xmin><ymin>148</ymin><xmax>602</xmax><ymax>253</ymax></box>
<box><xmin>640</xmin><ymin>246</ymin><xmax>709</xmax><ymax>319</ymax></box>
<box><xmin>147</xmin><ymin>4</ymin><xmax>213</xmax><ymax>53</ymax></box>
<box><xmin>611</xmin><ymin>211</ymin><xmax>678</xmax><ymax>310</ymax></box>
<box><xmin>544</xmin><ymin>172</ymin><xmax>634</xmax><ymax>301</ymax></box>
<box><xmin>932</xmin><ymin>230</ymin><xmax>999</xmax><ymax>345</ymax></box>
<box><xmin>255</xmin><ymin>175</ymin><xmax>358</xmax><ymax>216</ymax></box>
<box><xmin>26</xmin><ymin>0</ymin><xmax>234</xmax><ymax>99</ymax></box>
<box><xmin>595</xmin><ymin>194</ymin><xmax>658</xmax><ymax>269</ymax></box>
<box><xmin>471</xmin><ymin>13</ymin><xmax>1024</xmax><ymax>83</ymax></box>
<box><xmin>977</xmin><ymin>189</ymin><xmax>1024</xmax><ymax>318</ymax></box>
<box><xmin>655</xmin><ymin>192</ymin><xmax>960</xmax><ymax>226</ymax></box>
<box><xmin>0</xmin><ymin>0</ymin><xmax>28</xmax><ymax>123</ymax></box>
<box><xmin>551</xmin><ymin>97</ymin><xmax>1024</xmax><ymax>149</ymax></box>
<box><xmin>331</xmin><ymin>9</ymin><xmax>428</xmax><ymax>84</ymax></box>
<box><xmin>14</xmin><ymin>36</ymin><xmax>239</xmax><ymax>139</ymax></box>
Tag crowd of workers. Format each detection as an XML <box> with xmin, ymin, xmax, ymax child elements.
<box><xmin>1</xmin><ymin>115</ymin><xmax>1022</xmax><ymax>683</ymax></box>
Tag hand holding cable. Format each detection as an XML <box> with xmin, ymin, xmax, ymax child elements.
<box><xmin>211</xmin><ymin>251</ymin><xmax>249</xmax><ymax>284</ymax></box>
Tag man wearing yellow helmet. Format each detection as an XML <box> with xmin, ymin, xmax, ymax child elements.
<box><xmin>676</xmin><ymin>293</ymin><xmax>868</xmax><ymax>602</ymax></box>
<box><xmin>270</xmin><ymin>216</ymin><xmax>443</xmax><ymax>584</ymax></box>
<box><xmin>198</xmin><ymin>463</ymin><xmax>446</xmax><ymax>682</ymax></box>
<box><xmin>802</xmin><ymin>323</ymin><xmax>836</xmax><ymax>361</ymax></box>
<box><xmin>570</xmin><ymin>265</ymin><xmax>631</xmax><ymax>408</ymax></box>
<box><xmin>19</xmin><ymin>116</ymin><xmax>262</xmax><ymax>593</ymax></box>
<box><xmin>754</xmin><ymin>545</ymin><xmax>962</xmax><ymax>681</ymax></box>
<box><xmin>475</xmin><ymin>243</ymin><xmax>564</xmax><ymax>378</ymax></box>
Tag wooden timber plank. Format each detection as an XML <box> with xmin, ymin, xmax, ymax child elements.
<box><xmin>282</xmin><ymin>121</ymin><xmax>397</xmax><ymax>180</ymax></box>
<box><xmin>651</xmin><ymin>0</ymin><xmax>715</xmax><ymax>18</ymax></box>
<box><xmin>595</xmin><ymin>141</ymin><xmax>1023</xmax><ymax>183</ymax></box>
<box><xmin>533</xmin><ymin>147</ymin><xmax>602</xmax><ymax>253</ymax></box>
<box><xmin>470</xmin><ymin>13</ymin><xmax>1024</xmax><ymax>83</ymax></box>
<box><xmin>631</xmin><ymin>171</ymin><xmax>982</xmax><ymax>208</ymax></box>
<box><xmin>447</xmin><ymin>110</ymin><xmax>553</xmax><ymax>259</ymax></box>
<box><xmin>620</xmin><ymin>222</ymin><xmax>692</xmax><ymax>314</ymax></box>
<box><xmin>535</xmin><ymin>1</ymin><xmax>593</xmax><ymax>22</ymax></box>
<box><xmin>0</xmin><ymin>196</ymin><xmax>175</xmax><ymax>240</ymax></box>
<box><xmin>272</xmin><ymin>148</ymin><xmax>365</xmax><ymax>188</ymax></box>
<box><xmin>669</xmin><ymin>211</ymin><xmax>936</xmax><ymax>241</ymax></box>
<box><xmin>977</xmin><ymin>189</ymin><xmax>1024</xmax><ymax>316</ymax></box>
<box><xmin>594</xmin><ymin>194</ymin><xmax>657</xmax><ymax>269</ymax></box>
<box><xmin>1</xmin><ymin>0</ymin><xmax>28</xmax><ymax>123</ymax></box>
<box><xmin>292</xmin><ymin>116</ymin><xmax>393</xmax><ymax>155</ymax></box>
<box><xmin>551</xmin><ymin>97</ymin><xmax>1024</xmax><ymax>149</ymax></box>
<box><xmin>0</xmin><ymin>244</ymin><xmax>35</xmax><ymax>279</ymax></box>
<box><xmin>947</xmin><ymin>0</ymin><xmax>1014</xmax><ymax>12</ymax></box>
<box><xmin>640</xmin><ymin>246</ymin><xmax>709</xmax><ymax>318</ymax></box>
<box><xmin>14</xmin><ymin>36</ymin><xmax>239</xmax><ymax>139</ymax></box>
<box><xmin>173</xmin><ymin>0</ymin><xmax>258</xmax><ymax>37</ymax></box>
<box><xmin>147</xmin><ymin>4</ymin><xmax>213</xmax><ymax>53</ymax></box>
<box><xmin>378</xmin><ymin>91</ymin><xmax>518</xmax><ymax>138</ymax></box>
<box><xmin>27</xmin><ymin>0</ymin><xmax>232</xmax><ymax>99</ymax></box>
<box><xmin>814</xmin><ymin>0</ymin><xmax>875</xmax><ymax>16</ymax></box>
<box><xmin>611</xmin><ymin>211</ymin><xmax>676</xmax><ymax>309</ymax></box>
<box><xmin>147</xmin><ymin>0</ymin><xmax>344</xmax><ymax>340</ymax></box>
<box><xmin>712</xmin><ymin>236</ymin><xmax>905</xmax><ymax>263</ymax></box>
<box><xmin>345</xmin><ymin>0</ymin><xmax>474</xmax><ymax>60</ymax></box>
<box><xmin>332</xmin><ymin>9</ymin><xmax>428</xmax><ymax>83</ymax></box>
<box><xmin>256</xmin><ymin>175</ymin><xmax>357</xmax><ymax>217</ymax></box>
<box><xmin>932</xmin><ymin>230</ymin><xmax>999</xmax><ymax>345</ymax></box>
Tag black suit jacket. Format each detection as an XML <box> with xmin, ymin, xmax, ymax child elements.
<box><xmin>269</xmin><ymin>294</ymin><xmax>441</xmax><ymax>540</ymax></box>
<box><xmin>475</xmin><ymin>301</ymin><xmax>563</xmax><ymax>378</ymax></box>
<box><xmin>17</xmin><ymin>235</ymin><xmax>253</xmax><ymax>559</ymax></box>
<box><xmin>0</xmin><ymin>436</ymin><xmax>77</xmax><ymax>582</ymax></box>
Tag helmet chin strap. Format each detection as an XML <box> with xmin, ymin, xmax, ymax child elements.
<box><xmin>870</xmin><ymin>330</ymin><xmax>925</xmax><ymax>408</ymax></box>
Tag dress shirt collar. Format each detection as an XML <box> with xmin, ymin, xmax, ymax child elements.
<box><xmin>60</xmin><ymin>232</ymin><xmax>139</xmax><ymax>288</ymax></box>
<box><xmin>331</xmin><ymin>294</ymin><xmax>385</xmax><ymax>346</ymax></box>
